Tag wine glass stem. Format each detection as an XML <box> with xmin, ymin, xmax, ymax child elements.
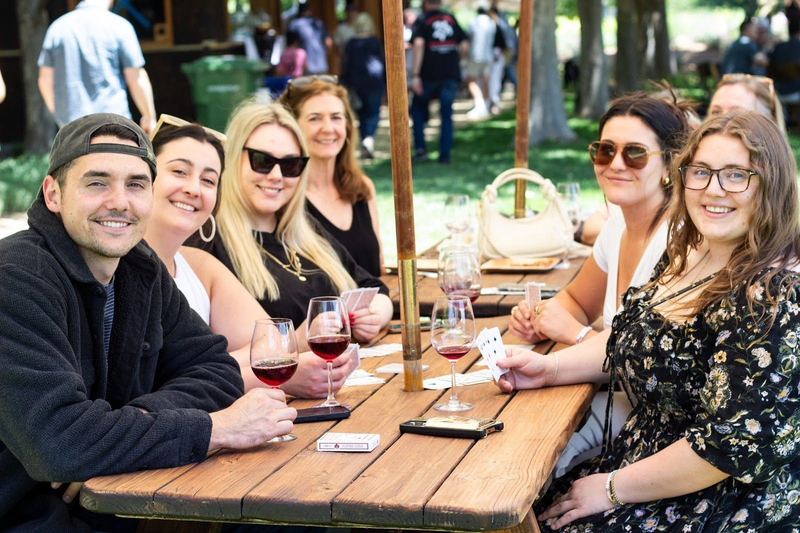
<box><xmin>326</xmin><ymin>361</ymin><xmax>335</xmax><ymax>404</ymax></box>
<box><xmin>449</xmin><ymin>361</ymin><xmax>458</xmax><ymax>404</ymax></box>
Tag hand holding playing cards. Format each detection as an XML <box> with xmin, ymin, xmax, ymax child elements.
<box><xmin>282</xmin><ymin>351</ymin><xmax>357</xmax><ymax>398</ymax></box>
<box><xmin>495</xmin><ymin>346</ymin><xmax>557</xmax><ymax>392</ymax></box>
<box><xmin>509</xmin><ymin>301</ymin><xmax>548</xmax><ymax>344</ymax></box>
<box><xmin>350</xmin><ymin>307</ymin><xmax>382</xmax><ymax>342</ymax></box>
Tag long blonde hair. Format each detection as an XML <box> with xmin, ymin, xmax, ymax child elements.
<box><xmin>710</xmin><ymin>74</ymin><xmax>786</xmax><ymax>135</ymax></box>
<box><xmin>217</xmin><ymin>97</ymin><xmax>357</xmax><ymax>301</ymax></box>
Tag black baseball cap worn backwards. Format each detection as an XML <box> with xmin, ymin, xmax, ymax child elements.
<box><xmin>47</xmin><ymin>113</ymin><xmax>158</xmax><ymax>180</ymax></box>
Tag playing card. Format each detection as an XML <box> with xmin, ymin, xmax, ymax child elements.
<box><xmin>526</xmin><ymin>282</ymin><xmax>542</xmax><ymax>311</ymax></box>
<box><xmin>376</xmin><ymin>363</ymin><xmax>430</xmax><ymax>374</ymax></box>
<box><xmin>476</xmin><ymin>327</ymin><xmax>508</xmax><ymax>382</ymax></box>
<box><xmin>341</xmin><ymin>288</ymin><xmax>379</xmax><ymax>312</ymax></box>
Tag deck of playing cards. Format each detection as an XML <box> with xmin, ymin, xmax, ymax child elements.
<box><xmin>316</xmin><ymin>432</ymin><xmax>380</xmax><ymax>452</ymax></box>
<box><xmin>476</xmin><ymin>327</ymin><xmax>509</xmax><ymax>382</ymax></box>
<box><xmin>341</xmin><ymin>287</ymin><xmax>379</xmax><ymax>312</ymax></box>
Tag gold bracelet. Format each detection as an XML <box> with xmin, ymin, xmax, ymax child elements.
<box><xmin>548</xmin><ymin>352</ymin><xmax>559</xmax><ymax>386</ymax></box>
<box><xmin>605</xmin><ymin>469</ymin><xmax>625</xmax><ymax>506</ymax></box>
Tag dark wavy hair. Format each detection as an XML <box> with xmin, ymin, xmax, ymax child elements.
<box><xmin>597</xmin><ymin>92</ymin><xmax>691</xmax><ymax>235</ymax></box>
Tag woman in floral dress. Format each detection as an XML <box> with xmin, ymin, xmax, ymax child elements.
<box><xmin>496</xmin><ymin>111</ymin><xmax>800</xmax><ymax>532</ymax></box>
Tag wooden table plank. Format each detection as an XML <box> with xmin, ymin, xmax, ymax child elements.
<box><xmin>423</xmin><ymin>382</ymin><xmax>596</xmax><ymax>530</ymax></box>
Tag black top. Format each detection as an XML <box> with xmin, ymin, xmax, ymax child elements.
<box><xmin>411</xmin><ymin>9</ymin><xmax>467</xmax><ymax>82</ymax></box>
<box><xmin>341</xmin><ymin>36</ymin><xmax>386</xmax><ymax>95</ymax></box>
<box><xmin>771</xmin><ymin>37</ymin><xmax>800</xmax><ymax>94</ymax></box>
<box><xmin>191</xmin><ymin>222</ymin><xmax>388</xmax><ymax>328</ymax></box>
<box><xmin>306</xmin><ymin>199</ymin><xmax>382</xmax><ymax>277</ymax></box>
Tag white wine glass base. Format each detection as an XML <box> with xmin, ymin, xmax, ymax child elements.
<box><xmin>434</xmin><ymin>361</ymin><xmax>473</xmax><ymax>412</ymax></box>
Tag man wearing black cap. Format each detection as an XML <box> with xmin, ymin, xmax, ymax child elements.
<box><xmin>0</xmin><ymin>114</ymin><xmax>296</xmax><ymax>531</ymax></box>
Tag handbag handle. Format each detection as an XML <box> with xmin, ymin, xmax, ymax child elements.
<box><xmin>481</xmin><ymin>168</ymin><xmax>559</xmax><ymax>204</ymax></box>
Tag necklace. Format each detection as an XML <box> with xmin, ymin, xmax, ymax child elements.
<box><xmin>659</xmin><ymin>249</ymin><xmax>711</xmax><ymax>301</ymax></box>
<box><xmin>254</xmin><ymin>231</ymin><xmax>308</xmax><ymax>282</ymax></box>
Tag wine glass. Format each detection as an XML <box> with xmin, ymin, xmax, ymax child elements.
<box><xmin>306</xmin><ymin>296</ymin><xmax>351</xmax><ymax>408</ymax></box>
<box><xmin>444</xmin><ymin>195</ymin><xmax>472</xmax><ymax>246</ymax></box>
<box><xmin>437</xmin><ymin>245</ymin><xmax>469</xmax><ymax>293</ymax></box>
<box><xmin>430</xmin><ymin>295</ymin><xmax>476</xmax><ymax>412</ymax></box>
<box><xmin>557</xmin><ymin>182</ymin><xmax>582</xmax><ymax>227</ymax></box>
<box><xmin>557</xmin><ymin>182</ymin><xmax>581</xmax><ymax>269</ymax></box>
<box><xmin>250</xmin><ymin>318</ymin><xmax>299</xmax><ymax>442</ymax></box>
<box><xmin>441</xmin><ymin>250</ymin><xmax>482</xmax><ymax>303</ymax></box>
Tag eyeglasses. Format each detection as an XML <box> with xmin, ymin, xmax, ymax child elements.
<box><xmin>150</xmin><ymin>114</ymin><xmax>227</xmax><ymax>145</ymax></box>
<box><xmin>588</xmin><ymin>141</ymin><xmax>663</xmax><ymax>170</ymax></box>
<box><xmin>243</xmin><ymin>147</ymin><xmax>309</xmax><ymax>177</ymax></box>
<box><xmin>679</xmin><ymin>165</ymin><xmax>758</xmax><ymax>193</ymax></box>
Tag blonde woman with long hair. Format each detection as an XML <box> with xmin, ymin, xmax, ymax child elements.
<box><xmin>190</xmin><ymin>98</ymin><xmax>392</xmax><ymax>342</ymax></box>
<box><xmin>707</xmin><ymin>73</ymin><xmax>786</xmax><ymax>134</ymax></box>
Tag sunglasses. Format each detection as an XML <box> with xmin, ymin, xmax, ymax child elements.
<box><xmin>243</xmin><ymin>147</ymin><xmax>309</xmax><ymax>177</ymax></box>
<box><xmin>150</xmin><ymin>114</ymin><xmax>227</xmax><ymax>145</ymax></box>
<box><xmin>285</xmin><ymin>75</ymin><xmax>339</xmax><ymax>98</ymax></box>
<box><xmin>588</xmin><ymin>141</ymin><xmax>663</xmax><ymax>170</ymax></box>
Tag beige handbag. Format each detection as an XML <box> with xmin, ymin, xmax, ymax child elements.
<box><xmin>478</xmin><ymin>168</ymin><xmax>574</xmax><ymax>259</ymax></box>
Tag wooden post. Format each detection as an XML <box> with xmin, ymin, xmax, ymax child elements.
<box><xmin>381</xmin><ymin>0</ymin><xmax>423</xmax><ymax>391</ymax></box>
<box><xmin>514</xmin><ymin>0</ymin><xmax>534</xmax><ymax>218</ymax></box>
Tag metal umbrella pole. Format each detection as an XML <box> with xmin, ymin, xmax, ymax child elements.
<box><xmin>382</xmin><ymin>0</ymin><xmax>423</xmax><ymax>391</ymax></box>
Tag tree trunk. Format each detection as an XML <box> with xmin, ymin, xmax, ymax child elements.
<box><xmin>635</xmin><ymin>0</ymin><xmax>653</xmax><ymax>80</ymax></box>
<box><xmin>651</xmin><ymin>0</ymin><xmax>673</xmax><ymax>79</ymax></box>
<box><xmin>576</xmin><ymin>0</ymin><xmax>608</xmax><ymax>118</ymax></box>
<box><xmin>529</xmin><ymin>0</ymin><xmax>575</xmax><ymax>145</ymax></box>
<box><xmin>615</xmin><ymin>0</ymin><xmax>639</xmax><ymax>94</ymax></box>
<box><xmin>17</xmin><ymin>0</ymin><xmax>55</xmax><ymax>154</ymax></box>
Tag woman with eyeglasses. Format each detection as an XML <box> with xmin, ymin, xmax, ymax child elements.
<box><xmin>144</xmin><ymin>120</ymin><xmax>357</xmax><ymax>397</ymax></box>
<box><xmin>708</xmin><ymin>73</ymin><xmax>786</xmax><ymax>134</ymax></box>
<box><xmin>279</xmin><ymin>78</ymin><xmax>385</xmax><ymax>277</ymax></box>
<box><xmin>498</xmin><ymin>111</ymin><xmax>800</xmax><ymax>532</ymax></box>
<box><xmin>188</xmin><ymin>97</ymin><xmax>392</xmax><ymax>343</ymax></box>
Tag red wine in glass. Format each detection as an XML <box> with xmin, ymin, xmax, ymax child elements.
<box><xmin>252</xmin><ymin>358</ymin><xmax>299</xmax><ymax>387</ymax></box>
<box><xmin>442</xmin><ymin>251</ymin><xmax>481</xmax><ymax>302</ymax></box>
<box><xmin>430</xmin><ymin>295</ymin><xmax>476</xmax><ymax>412</ymax></box>
<box><xmin>250</xmin><ymin>318</ymin><xmax>299</xmax><ymax>442</ymax></box>
<box><xmin>308</xmin><ymin>335</ymin><xmax>351</xmax><ymax>361</ymax></box>
<box><xmin>306</xmin><ymin>296</ymin><xmax>351</xmax><ymax>408</ymax></box>
<box><xmin>446</xmin><ymin>287</ymin><xmax>481</xmax><ymax>303</ymax></box>
<box><xmin>437</xmin><ymin>344</ymin><xmax>471</xmax><ymax>361</ymax></box>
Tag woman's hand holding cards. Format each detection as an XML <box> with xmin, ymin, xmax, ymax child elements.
<box><xmin>496</xmin><ymin>347</ymin><xmax>557</xmax><ymax>392</ymax></box>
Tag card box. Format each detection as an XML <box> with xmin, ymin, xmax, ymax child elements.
<box><xmin>316</xmin><ymin>432</ymin><xmax>380</xmax><ymax>452</ymax></box>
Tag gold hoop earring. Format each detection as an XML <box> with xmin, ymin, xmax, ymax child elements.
<box><xmin>199</xmin><ymin>214</ymin><xmax>217</xmax><ymax>243</ymax></box>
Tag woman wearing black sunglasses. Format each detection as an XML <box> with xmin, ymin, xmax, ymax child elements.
<box><xmin>189</xmin><ymin>97</ymin><xmax>392</xmax><ymax>343</ymax></box>
<box><xmin>508</xmin><ymin>92</ymin><xmax>691</xmax><ymax>477</ymax></box>
<box><xmin>279</xmin><ymin>78</ymin><xmax>385</xmax><ymax>277</ymax></box>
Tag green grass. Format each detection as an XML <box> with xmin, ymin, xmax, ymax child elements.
<box><xmin>0</xmin><ymin>154</ymin><xmax>48</xmax><ymax>216</ymax></box>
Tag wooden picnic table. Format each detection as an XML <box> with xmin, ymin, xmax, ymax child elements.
<box><xmin>80</xmin><ymin>315</ymin><xmax>596</xmax><ymax>533</ymax></box>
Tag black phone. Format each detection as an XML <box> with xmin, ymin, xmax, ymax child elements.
<box><xmin>388</xmin><ymin>316</ymin><xmax>431</xmax><ymax>333</ymax></box>
<box><xmin>294</xmin><ymin>406</ymin><xmax>351</xmax><ymax>423</ymax></box>
<box><xmin>399</xmin><ymin>416</ymin><xmax>503</xmax><ymax>439</ymax></box>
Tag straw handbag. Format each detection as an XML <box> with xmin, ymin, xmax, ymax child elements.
<box><xmin>478</xmin><ymin>168</ymin><xmax>574</xmax><ymax>259</ymax></box>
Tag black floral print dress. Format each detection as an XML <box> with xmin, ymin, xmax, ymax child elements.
<box><xmin>536</xmin><ymin>265</ymin><xmax>800</xmax><ymax>532</ymax></box>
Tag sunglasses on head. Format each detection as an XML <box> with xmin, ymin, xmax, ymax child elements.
<box><xmin>588</xmin><ymin>141</ymin><xmax>663</xmax><ymax>170</ymax></box>
<box><xmin>243</xmin><ymin>147</ymin><xmax>309</xmax><ymax>177</ymax></box>
<box><xmin>150</xmin><ymin>114</ymin><xmax>227</xmax><ymax>145</ymax></box>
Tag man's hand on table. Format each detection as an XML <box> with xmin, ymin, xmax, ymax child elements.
<box><xmin>209</xmin><ymin>388</ymin><xmax>296</xmax><ymax>451</ymax></box>
<box><xmin>282</xmin><ymin>350</ymin><xmax>355</xmax><ymax>398</ymax></box>
<box><xmin>495</xmin><ymin>346</ymin><xmax>557</xmax><ymax>392</ymax></box>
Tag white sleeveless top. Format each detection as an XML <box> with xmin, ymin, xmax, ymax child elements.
<box><xmin>593</xmin><ymin>212</ymin><xmax>668</xmax><ymax>329</ymax></box>
<box><xmin>173</xmin><ymin>251</ymin><xmax>211</xmax><ymax>325</ymax></box>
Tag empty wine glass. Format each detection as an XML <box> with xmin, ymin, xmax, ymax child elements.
<box><xmin>250</xmin><ymin>318</ymin><xmax>299</xmax><ymax>442</ymax></box>
<box><xmin>437</xmin><ymin>245</ymin><xmax>469</xmax><ymax>293</ymax></box>
<box><xmin>306</xmin><ymin>296</ymin><xmax>351</xmax><ymax>408</ymax></box>
<box><xmin>430</xmin><ymin>295</ymin><xmax>476</xmax><ymax>412</ymax></box>
<box><xmin>557</xmin><ymin>182</ymin><xmax>582</xmax><ymax>229</ymax></box>
<box><xmin>441</xmin><ymin>250</ymin><xmax>482</xmax><ymax>303</ymax></box>
<box><xmin>444</xmin><ymin>195</ymin><xmax>472</xmax><ymax>246</ymax></box>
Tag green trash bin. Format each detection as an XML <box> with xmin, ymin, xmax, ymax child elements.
<box><xmin>181</xmin><ymin>55</ymin><xmax>267</xmax><ymax>132</ymax></box>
